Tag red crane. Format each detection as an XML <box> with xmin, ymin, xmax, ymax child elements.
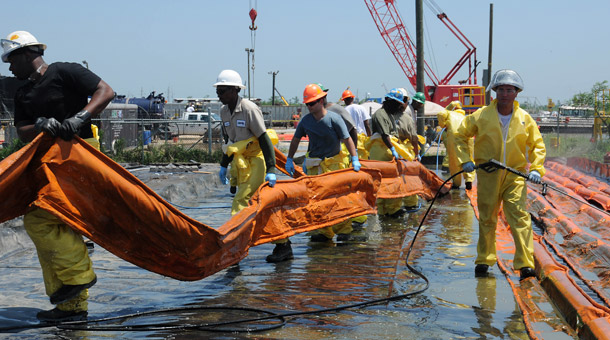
<box><xmin>364</xmin><ymin>0</ymin><xmax>485</xmax><ymax>112</ymax></box>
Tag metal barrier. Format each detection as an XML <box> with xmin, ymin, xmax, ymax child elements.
<box><xmin>0</xmin><ymin>118</ymin><xmax>223</xmax><ymax>153</ymax></box>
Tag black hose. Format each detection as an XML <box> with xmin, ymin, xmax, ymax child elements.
<box><xmin>1</xmin><ymin>170</ymin><xmax>461</xmax><ymax>334</ymax></box>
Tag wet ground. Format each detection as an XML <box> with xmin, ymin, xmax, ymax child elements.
<box><xmin>0</xmin><ymin>167</ymin><xmax>545</xmax><ymax>339</ymax></box>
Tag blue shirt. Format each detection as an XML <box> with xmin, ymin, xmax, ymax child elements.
<box><xmin>295</xmin><ymin>111</ymin><xmax>349</xmax><ymax>159</ymax></box>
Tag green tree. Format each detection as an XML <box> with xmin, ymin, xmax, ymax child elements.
<box><xmin>570</xmin><ymin>81</ymin><xmax>608</xmax><ymax>107</ymax></box>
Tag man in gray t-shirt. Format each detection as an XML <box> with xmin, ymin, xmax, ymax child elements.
<box><xmin>283</xmin><ymin>83</ymin><xmax>361</xmax><ymax>243</ymax></box>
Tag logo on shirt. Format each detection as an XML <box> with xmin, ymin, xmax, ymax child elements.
<box><xmin>224</xmin><ymin>121</ymin><xmax>230</xmax><ymax>127</ymax></box>
<box><xmin>236</xmin><ymin>120</ymin><xmax>246</xmax><ymax>127</ymax></box>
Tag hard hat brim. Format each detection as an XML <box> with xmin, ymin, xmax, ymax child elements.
<box><xmin>213</xmin><ymin>81</ymin><xmax>246</xmax><ymax>89</ymax></box>
<box><xmin>1</xmin><ymin>42</ymin><xmax>46</xmax><ymax>63</ymax></box>
<box><xmin>303</xmin><ymin>92</ymin><xmax>327</xmax><ymax>104</ymax></box>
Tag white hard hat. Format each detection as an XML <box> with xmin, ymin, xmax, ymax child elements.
<box><xmin>487</xmin><ymin>69</ymin><xmax>524</xmax><ymax>93</ymax></box>
<box><xmin>1</xmin><ymin>31</ymin><xmax>46</xmax><ymax>63</ymax></box>
<box><xmin>213</xmin><ymin>69</ymin><xmax>246</xmax><ymax>89</ymax></box>
<box><xmin>398</xmin><ymin>88</ymin><xmax>410</xmax><ymax>102</ymax></box>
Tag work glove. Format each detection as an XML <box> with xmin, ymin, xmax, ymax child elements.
<box><xmin>219</xmin><ymin>166</ymin><xmax>230</xmax><ymax>185</ymax></box>
<box><xmin>285</xmin><ymin>157</ymin><xmax>295</xmax><ymax>176</ymax></box>
<box><xmin>302</xmin><ymin>157</ymin><xmax>307</xmax><ymax>175</ymax></box>
<box><xmin>350</xmin><ymin>155</ymin><xmax>361</xmax><ymax>172</ymax></box>
<box><xmin>34</xmin><ymin>117</ymin><xmax>61</xmax><ymax>137</ymax></box>
<box><xmin>265</xmin><ymin>173</ymin><xmax>277</xmax><ymax>187</ymax></box>
<box><xmin>390</xmin><ymin>146</ymin><xmax>399</xmax><ymax>160</ymax></box>
<box><xmin>462</xmin><ymin>161</ymin><xmax>476</xmax><ymax>173</ymax></box>
<box><xmin>528</xmin><ymin>170</ymin><xmax>541</xmax><ymax>184</ymax></box>
<box><xmin>59</xmin><ymin>110</ymin><xmax>91</xmax><ymax>141</ymax></box>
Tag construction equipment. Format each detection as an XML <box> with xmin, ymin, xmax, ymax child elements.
<box><xmin>364</xmin><ymin>0</ymin><xmax>485</xmax><ymax>113</ymax></box>
<box><xmin>594</xmin><ymin>89</ymin><xmax>610</xmax><ymax>141</ymax></box>
<box><xmin>274</xmin><ymin>87</ymin><xmax>289</xmax><ymax>106</ymax></box>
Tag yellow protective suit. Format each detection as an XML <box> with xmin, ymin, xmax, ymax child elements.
<box><xmin>366</xmin><ymin>135</ymin><xmax>403</xmax><ymax>215</ymax></box>
<box><xmin>456</xmin><ymin>100</ymin><xmax>546</xmax><ymax>270</ymax></box>
<box><xmin>305</xmin><ymin>151</ymin><xmax>354</xmax><ymax>238</ymax></box>
<box><xmin>441</xmin><ymin>130</ymin><xmax>449</xmax><ymax>169</ymax></box>
<box><xmin>24</xmin><ymin>137</ymin><xmax>99</xmax><ymax>313</ymax></box>
<box><xmin>437</xmin><ymin>109</ymin><xmax>475</xmax><ymax>188</ymax></box>
<box><xmin>225</xmin><ymin>130</ymin><xmax>279</xmax><ymax>215</ymax></box>
<box><xmin>356</xmin><ymin>133</ymin><xmax>370</xmax><ymax>160</ymax></box>
<box><xmin>592</xmin><ymin>116</ymin><xmax>603</xmax><ymax>142</ymax></box>
<box><xmin>365</xmin><ymin>134</ymin><xmax>420</xmax><ymax>211</ymax></box>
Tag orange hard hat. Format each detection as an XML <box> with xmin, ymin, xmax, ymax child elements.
<box><xmin>303</xmin><ymin>83</ymin><xmax>327</xmax><ymax>104</ymax></box>
<box><xmin>341</xmin><ymin>89</ymin><xmax>355</xmax><ymax>101</ymax></box>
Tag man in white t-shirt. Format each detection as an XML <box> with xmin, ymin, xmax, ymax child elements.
<box><xmin>341</xmin><ymin>89</ymin><xmax>371</xmax><ymax>136</ymax></box>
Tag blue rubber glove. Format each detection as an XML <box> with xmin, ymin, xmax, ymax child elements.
<box><xmin>219</xmin><ymin>166</ymin><xmax>229</xmax><ymax>185</ymax></box>
<box><xmin>351</xmin><ymin>156</ymin><xmax>361</xmax><ymax>172</ymax></box>
<box><xmin>265</xmin><ymin>173</ymin><xmax>277</xmax><ymax>187</ymax></box>
<box><xmin>528</xmin><ymin>170</ymin><xmax>541</xmax><ymax>184</ymax></box>
<box><xmin>285</xmin><ymin>157</ymin><xmax>295</xmax><ymax>176</ymax></box>
<box><xmin>302</xmin><ymin>157</ymin><xmax>307</xmax><ymax>175</ymax></box>
<box><xmin>462</xmin><ymin>161</ymin><xmax>475</xmax><ymax>173</ymax></box>
<box><xmin>390</xmin><ymin>146</ymin><xmax>399</xmax><ymax>159</ymax></box>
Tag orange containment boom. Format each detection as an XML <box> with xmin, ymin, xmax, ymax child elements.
<box><xmin>0</xmin><ymin>136</ymin><xmax>450</xmax><ymax>281</ymax></box>
<box><xmin>0</xmin><ymin>136</ymin><xmax>381</xmax><ymax>281</ymax></box>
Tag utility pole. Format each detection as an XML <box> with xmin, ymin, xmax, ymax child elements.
<box><xmin>245</xmin><ymin>48</ymin><xmax>254</xmax><ymax>99</ymax></box>
<box><xmin>415</xmin><ymin>0</ymin><xmax>425</xmax><ymax>135</ymax></box>
<box><xmin>269</xmin><ymin>71</ymin><xmax>279</xmax><ymax>106</ymax></box>
<box><xmin>486</xmin><ymin>3</ymin><xmax>493</xmax><ymax>105</ymax></box>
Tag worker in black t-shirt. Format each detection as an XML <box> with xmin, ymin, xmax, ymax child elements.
<box><xmin>2</xmin><ymin>30</ymin><xmax>114</xmax><ymax>322</ymax></box>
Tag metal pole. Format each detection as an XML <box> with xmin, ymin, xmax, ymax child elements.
<box><xmin>245</xmin><ymin>48</ymin><xmax>252</xmax><ymax>99</ymax></box>
<box><xmin>486</xmin><ymin>3</ymin><xmax>493</xmax><ymax>105</ymax></box>
<box><xmin>208</xmin><ymin>107</ymin><xmax>212</xmax><ymax>153</ymax></box>
<box><xmin>271</xmin><ymin>71</ymin><xmax>279</xmax><ymax>105</ymax></box>
<box><xmin>415</xmin><ymin>0</ymin><xmax>425</xmax><ymax>135</ymax></box>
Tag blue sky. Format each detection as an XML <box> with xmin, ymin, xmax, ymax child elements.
<box><xmin>2</xmin><ymin>0</ymin><xmax>608</xmax><ymax>105</ymax></box>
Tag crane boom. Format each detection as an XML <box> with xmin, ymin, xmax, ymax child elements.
<box><xmin>364</xmin><ymin>0</ymin><xmax>439</xmax><ymax>90</ymax></box>
<box><xmin>364</xmin><ymin>0</ymin><xmax>485</xmax><ymax>112</ymax></box>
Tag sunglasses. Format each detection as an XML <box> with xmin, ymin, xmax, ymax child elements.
<box><xmin>306</xmin><ymin>98</ymin><xmax>320</xmax><ymax>107</ymax></box>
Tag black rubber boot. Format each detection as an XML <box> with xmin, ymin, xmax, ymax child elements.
<box><xmin>387</xmin><ymin>207</ymin><xmax>406</xmax><ymax>218</ymax></box>
<box><xmin>474</xmin><ymin>264</ymin><xmax>489</xmax><ymax>277</ymax></box>
<box><xmin>310</xmin><ymin>233</ymin><xmax>332</xmax><ymax>242</ymax></box>
<box><xmin>37</xmin><ymin>307</ymin><xmax>88</xmax><ymax>322</ymax></box>
<box><xmin>266</xmin><ymin>241</ymin><xmax>293</xmax><ymax>263</ymax></box>
<box><xmin>336</xmin><ymin>233</ymin><xmax>351</xmax><ymax>242</ymax></box>
<box><xmin>519</xmin><ymin>267</ymin><xmax>536</xmax><ymax>281</ymax></box>
<box><xmin>50</xmin><ymin>276</ymin><xmax>97</xmax><ymax>305</ymax></box>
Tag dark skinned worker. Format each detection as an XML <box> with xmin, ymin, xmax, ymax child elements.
<box><xmin>2</xmin><ymin>30</ymin><xmax>114</xmax><ymax>322</ymax></box>
<box><xmin>368</xmin><ymin>88</ymin><xmax>416</xmax><ymax>217</ymax></box>
<box><xmin>455</xmin><ymin>69</ymin><xmax>546</xmax><ymax>280</ymax></box>
<box><xmin>214</xmin><ymin>70</ymin><xmax>280</xmax><ymax>262</ymax></box>
<box><xmin>215</xmin><ymin>69</ymin><xmax>277</xmax><ymax>215</ymax></box>
<box><xmin>285</xmin><ymin>83</ymin><xmax>361</xmax><ymax>243</ymax></box>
